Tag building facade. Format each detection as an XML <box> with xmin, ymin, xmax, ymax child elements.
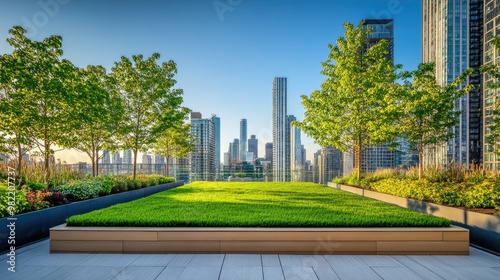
<box><xmin>189</xmin><ymin>112</ymin><xmax>216</xmax><ymax>181</ymax></box>
<box><xmin>290</xmin><ymin>121</ymin><xmax>303</xmax><ymax>182</ymax></box>
<box><xmin>265</xmin><ymin>143</ymin><xmax>273</xmax><ymax>163</ymax></box>
<box><xmin>272</xmin><ymin>77</ymin><xmax>288</xmax><ymax>182</ymax></box>
<box><xmin>483</xmin><ymin>0</ymin><xmax>500</xmax><ymax>170</ymax></box>
<box><xmin>318</xmin><ymin>147</ymin><xmax>343</xmax><ymax>185</ymax></box>
<box><xmin>422</xmin><ymin>0</ymin><xmax>483</xmax><ymax>167</ymax></box>
<box><xmin>211</xmin><ymin>115</ymin><xmax>221</xmax><ymax>172</ymax></box>
<box><xmin>239</xmin><ymin>119</ymin><xmax>247</xmax><ymax>163</ymax></box>
<box><xmin>248</xmin><ymin>135</ymin><xmax>258</xmax><ymax>159</ymax></box>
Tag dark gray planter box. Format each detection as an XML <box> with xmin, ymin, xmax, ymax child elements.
<box><xmin>328</xmin><ymin>182</ymin><xmax>500</xmax><ymax>254</ymax></box>
<box><xmin>0</xmin><ymin>181</ymin><xmax>183</xmax><ymax>252</ymax></box>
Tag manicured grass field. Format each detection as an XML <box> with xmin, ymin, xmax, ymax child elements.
<box><xmin>66</xmin><ymin>182</ymin><xmax>451</xmax><ymax>227</ymax></box>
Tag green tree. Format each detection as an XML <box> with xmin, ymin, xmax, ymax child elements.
<box><xmin>295</xmin><ymin>21</ymin><xmax>400</xmax><ymax>179</ymax></box>
<box><xmin>481</xmin><ymin>37</ymin><xmax>500</xmax><ymax>156</ymax></box>
<box><xmin>2</xmin><ymin>26</ymin><xmax>74</xmax><ymax>186</ymax></box>
<box><xmin>152</xmin><ymin>120</ymin><xmax>194</xmax><ymax>177</ymax></box>
<box><xmin>111</xmin><ymin>53</ymin><xmax>188</xmax><ymax>179</ymax></box>
<box><xmin>61</xmin><ymin>65</ymin><xmax>123</xmax><ymax>176</ymax></box>
<box><xmin>397</xmin><ymin>62</ymin><xmax>473</xmax><ymax>179</ymax></box>
<box><xmin>0</xmin><ymin>51</ymin><xmax>34</xmax><ymax>179</ymax></box>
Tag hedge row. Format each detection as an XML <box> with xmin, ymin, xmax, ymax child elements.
<box><xmin>334</xmin><ymin>176</ymin><xmax>500</xmax><ymax>211</ymax></box>
<box><xmin>0</xmin><ymin>174</ymin><xmax>175</xmax><ymax>218</ymax></box>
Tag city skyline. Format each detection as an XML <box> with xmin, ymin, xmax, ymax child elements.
<box><xmin>0</xmin><ymin>0</ymin><xmax>422</xmax><ymax>164</ymax></box>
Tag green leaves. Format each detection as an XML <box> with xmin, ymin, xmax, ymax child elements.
<box><xmin>397</xmin><ymin>62</ymin><xmax>473</xmax><ymax>178</ymax></box>
<box><xmin>111</xmin><ymin>53</ymin><xmax>189</xmax><ymax>179</ymax></box>
<box><xmin>296</xmin><ymin>21</ymin><xmax>400</xmax><ymax>177</ymax></box>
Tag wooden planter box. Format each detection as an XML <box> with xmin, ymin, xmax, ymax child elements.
<box><xmin>328</xmin><ymin>182</ymin><xmax>500</xmax><ymax>254</ymax></box>
<box><xmin>50</xmin><ymin>225</ymin><xmax>469</xmax><ymax>255</ymax></box>
<box><xmin>0</xmin><ymin>181</ymin><xmax>183</xmax><ymax>252</ymax></box>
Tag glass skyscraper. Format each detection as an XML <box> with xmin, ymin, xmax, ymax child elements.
<box><xmin>239</xmin><ymin>119</ymin><xmax>247</xmax><ymax>163</ymax></box>
<box><xmin>483</xmin><ymin>0</ymin><xmax>500</xmax><ymax>170</ymax></box>
<box><xmin>422</xmin><ymin>0</ymin><xmax>483</xmax><ymax>167</ymax></box>
<box><xmin>211</xmin><ymin>115</ymin><xmax>221</xmax><ymax>172</ymax></box>
<box><xmin>190</xmin><ymin>112</ymin><xmax>216</xmax><ymax>181</ymax></box>
<box><xmin>272</xmin><ymin>77</ymin><xmax>287</xmax><ymax>182</ymax></box>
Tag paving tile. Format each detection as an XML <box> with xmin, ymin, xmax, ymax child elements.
<box><xmin>155</xmin><ymin>266</ymin><xmax>185</xmax><ymax>280</ymax></box>
<box><xmin>420</xmin><ymin>266</ymin><xmax>500</xmax><ymax>280</ymax></box>
<box><xmin>188</xmin><ymin>254</ymin><xmax>224</xmax><ymax>267</ymax></box>
<box><xmin>77</xmin><ymin>254</ymin><xmax>140</xmax><ymax>267</ymax></box>
<box><xmin>333</xmin><ymin>266</ymin><xmax>382</xmax><ymax>280</ymax></box>
<box><xmin>112</xmin><ymin>266</ymin><xmax>164</xmax><ymax>280</ymax></box>
<box><xmin>279</xmin><ymin>255</ymin><xmax>329</xmax><ymax>267</ymax></box>
<box><xmin>167</xmin><ymin>254</ymin><xmax>194</xmax><ymax>267</ymax></box>
<box><xmin>312</xmin><ymin>266</ymin><xmax>340</xmax><ymax>280</ymax></box>
<box><xmin>323</xmin><ymin>255</ymin><xmax>367</xmax><ymax>268</ymax></box>
<box><xmin>282</xmin><ymin>267</ymin><xmax>318</xmax><ymax>280</ymax></box>
<box><xmin>129</xmin><ymin>254</ymin><xmax>176</xmax><ymax>266</ymax></box>
<box><xmin>223</xmin><ymin>254</ymin><xmax>262</xmax><ymax>267</ymax></box>
<box><xmin>262</xmin><ymin>254</ymin><xmax>281</xmax><ymax>267</ymax></box>
<box><xmin>178</xmin><ymin>266</ymin><xmax>221</xmax><ymax>280</ymax></box>
<box><xmin>357</xmin><ymin>255</ymin><xmax>404</xmax><ymax>267</ymax></box>
<box><xmin>41</xmin><ymin>266</ymin><xmax>126</xmax><ymax>280</ymax></box>
<box><xmin>220</xmin><ymin>266</ymin><xmax>263</xmax><ymax>280</ymax></box>
<box><xmin>0</xmin><ymin>265</ymin><xmax>60</xmax><ymax>280</ymax></box>
<box><xmin>263</xmin><ymin>267</ymin><xmax>284</xmax><ymax>280</ymax></box>
<box><xmin>372</xmin><ymin>267</ymin><xmax>427</xmax><ymax>280</ymax></box>
<box><xmin>391</xmin><ymin>256</ymin><xmax>443</xmax><ymax>280</ymax></box>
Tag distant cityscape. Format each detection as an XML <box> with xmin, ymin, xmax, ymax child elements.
<box><xmin>2</xmin><ymin>1</ymin><xmax>499</xmax><ymax>182</ymax></box>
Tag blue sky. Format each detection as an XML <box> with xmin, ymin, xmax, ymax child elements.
<box><xmin>0</xmin><ymin>0</ymin><xmax>421</xmax><ymax>164</ymax></box>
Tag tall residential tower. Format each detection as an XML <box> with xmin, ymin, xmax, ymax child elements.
<box><xmin>422</xmin><ymin>0</ymin><xmax>483</xmax><ymax>167</ymax></box>
<box><xmin>272</xmin><ymin>77</ymin><xmax>287</xmax><ymax>182</ymax></box>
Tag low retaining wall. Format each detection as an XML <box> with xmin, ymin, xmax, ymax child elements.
<box><xmin>0</xmin><ymin>181</ymin><xmax>183</xmax><ymax>252</ymax></box>
<box><xmin>328</xmin><ymin>182</ymin><xmax>500</xmax><ymax>254</ymax></box>
<box><xmin>50</xmin><ymin>225</ymin><xmax>469</xmax><ymax>255</ymax></box>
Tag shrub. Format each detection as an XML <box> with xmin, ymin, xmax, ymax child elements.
<box><xmin>44</xmin><ymin>191</ymin><xmax>68</xmax><ymax>206</ymax></box>
<box><xmin>57</xmin><ymin>181</ymin><xmax>101</xmax><ymax>201</ymax></box>
<box><xmin>25</xmin><ymin>181</ymin><xmax>46</xmax><ymax>191</ymax></box>
<box><xmin>25</xmin><ymin>190</ymin><xmax>51</xmax><ymax>211</ymax></box>
<box><xmin>0</xmin><ymin>188</ymin><xmax>28</xmax><ymax>218</ymax></box>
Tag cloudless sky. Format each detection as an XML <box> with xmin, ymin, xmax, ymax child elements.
<box><xmin>0</xmin><ymin>0</ymin><xmax>421</xmax><ymax>164</ymax></box>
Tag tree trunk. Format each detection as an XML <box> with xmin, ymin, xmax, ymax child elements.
<box><xmin>17</xmin><ymin>138</ymin><xmax>22</xmax><ymax>186</ymax></box>
<box><xmin>165</xmin><ymin>156</ymin><xmax>170</xmax><ymax>177</ymax></box>
<box><xmin>44</xmin><ymin>145</ymin><xmax>50</xmax><ymax>187</ymax></box>
<box><xmin>133</xmin><ymin>149</ymin><xmax>138</xmax><ymax>179</ymax></box>
<box><xmin>96</xmin><ymin>150</ymin><xmax>99</xmax><ymax>176</ymax></box>
<box><xmin>418</xmin><ymin>151</ymin><xmax>423</xmax><ymax>180</ymax></box>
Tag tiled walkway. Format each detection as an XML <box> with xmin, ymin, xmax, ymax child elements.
<box><xmin>1</xmin><ymin>239</ymin><xmax>500</xmax><ymax>280</ymax></box>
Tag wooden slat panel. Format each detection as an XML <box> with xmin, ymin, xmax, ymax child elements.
<box><xmin>50</xmin><ymin>240</ymin><xmax>123</xmax><ymax>253</ymax></box>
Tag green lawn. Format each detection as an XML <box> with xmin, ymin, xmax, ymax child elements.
<box><xmin>66</xmin><ymin>182</ymin><xmax>451</xmax><ymax>227</ymax></box>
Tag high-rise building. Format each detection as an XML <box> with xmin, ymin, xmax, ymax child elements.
<box><xmin>290</xmin><ymin>121</ymin><xmax>302</xmax><ymax>182</ymax></box>
<box><xmin>285</xmin><ymin>115</ymin><xmax>296</xmax><ymax>181</ymax></box>
<box><xmin>223</xmin><ymin>152</ymin><xmax>230</xmax><ymax>166</ymax></box>
<box><xmin>358</xmin><ymin>19</ymin><xmax>399</xmax><ymax>173</ymax></box>
<box><xmin>142</xmin><ymin>154</ymin><xmax>153</xmax><ymax>164</ymax></box>
<box><xmin>248</xmin><ymin>135</ymin><xmax>258</xmax><ymax>159</ymax></box>
<box><xmin>273</xmin><ymin>77</ymin><xmax>288</xmax><ymax>182</ymax></box>
<box><xmin>363</xmin><ymin>19</ymin><xmax>394</xmax><ymax>59</ymax></box>
<box><xmin>483</xmin><ymin>1</ymin><xmax>500</xmax><ymax>170</ymax></box>
<box><xmin>318</xmin><ymin>147</ymin><xmax>343</xmax><ymax>185</ymax></box>
<box><xmin>112</xmin><ymin>152</ymin><xmax>122</xmax><ymax>164</ymax></box>
<box><xmin>211</xmin><ymin>115</ymin><xmax>221</xmax><ymax>171</ymax></box>
<box><xmin>229</xmin><ymin>139</ymin><xmax>239</xmax><ymax>164</ymax></box>
<box><xmin>422</xmin><ymin>0</ymin><xmax>483</xmax><ymax>167</ymax></box>
<box><xmin>101</xmin><ymin>149</ymin><xmax>111</xmax><ymax>164</ymax></box>
<box><xmin>313</xmin><ymin>149</ymin><xmax>321</xmax><ymax>183</ymax></box>
<box><xmin>155</xmin><ymin>155</ymin><xmax>165</xmax><ymax>164</ymax></box>
<box><xmin>265</xmin><ymin>143</ymin><xmax>273</xmax><ymax>162</ymax></box>
<box><xmin>123</xmin><ymin>149</ymin><xmax>132</xmax><ymax>164</ymax></box>
<box><xmin>239</xmin><ymin>119</ymin><xmax>247</xmax><ymax>163</ymax></box>
<box><xmin>190</xmin><ymin>112</ymin><xmax>216</xmax><ymax>181</ymax></box>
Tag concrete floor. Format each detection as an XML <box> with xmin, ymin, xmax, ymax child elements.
<box><xmin>1</xmin><ymin>239</ymin><xmax>500</xmax><ymax>280</ymax></box>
